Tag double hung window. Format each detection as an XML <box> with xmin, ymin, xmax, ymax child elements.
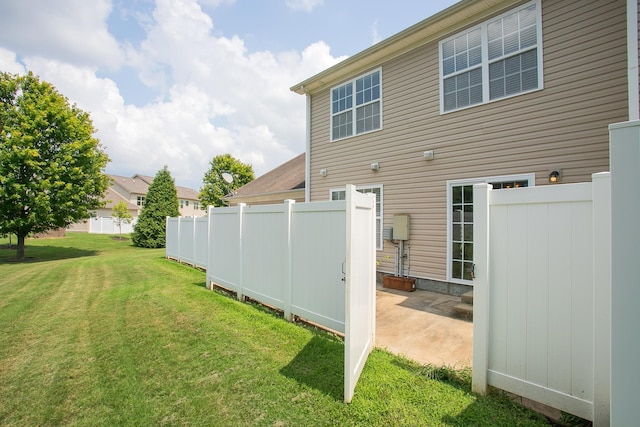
<box><xmin>331</xmin><ymin>185</ymin><xmax>383</xmax><ymax>250</ymax></box>
<box><xmin>440</xmin><ymin>0</ymin><xmax>541</xmax><ymax>113</ymax></box>
<box><xmin>331</xmin><ymin>69</ymin><xmax>381</xmax><ymax>141</ymax></box>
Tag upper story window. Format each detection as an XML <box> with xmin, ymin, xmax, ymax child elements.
<box><xmin>331</xmin><ymin>185</ymin><xmax>383</xmax><ymax>250</ymax></box>
<box><xmin>440</xmin><ymin>0</ymin><xmax>542</xmax><ymax>113</ymax></box>
<box><xmin>136</xmin><ymin>196</ymin><xmax>145</xmax><ymax>207</ymax></box>
<box><xmin>331</xmin><ymin>69</ymin><xmax>382</xmax><ymax>141</ymax></box>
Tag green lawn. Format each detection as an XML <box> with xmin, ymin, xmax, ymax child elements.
<box><xmin>0</xmin><ymin>233</ymin><xmax>551</xmax><ymax>426</ymax></box>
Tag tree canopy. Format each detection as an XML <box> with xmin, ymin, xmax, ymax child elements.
<box><xmin>199</xmin><ymin>154</ymin><xmax>254</xmax><ymax>207</ymax></box>
<box><xmin>131</xmin><ymin>166</ymin><xmax>180</xmax><ymax>248</ymax></box>
<box><xmin>0</xmin><ymin>72</ymin><xmax>110</xmax><ymax>259</ymax></box>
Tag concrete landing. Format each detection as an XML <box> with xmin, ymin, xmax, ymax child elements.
<box><xmin>375</xmin><ymin>285</ymin><xmax>473</xmax><ymax>368</ymax></box>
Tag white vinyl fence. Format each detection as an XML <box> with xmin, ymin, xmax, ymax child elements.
<box><xmin>166</xmin><ymin>185</ymin><xmax>376</xmax><ymax>403</ymax></box>
<box><xmin>89</xmin><ymin>217</ymin><xmax>137</xmax><ymax>234</ymax></box>
<box><xmin>166</xmin><ymin>216</ymin><xmax>208</xmax><ymax>269</ymax></box>
<box><xmin>473</xmin><ymin>173</ymin><xmax>611</xmax><ymax>424</ymax></box>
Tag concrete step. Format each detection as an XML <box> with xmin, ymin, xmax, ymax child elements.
<box><xmin>461</xmin><ymin>290</ymin><xmax>474</xmax><ymax>305</ymax></box>
<box><xmin>453</xmin><ymin>303</ymin><xmax>473</xmax><ymax>320</ymax></box>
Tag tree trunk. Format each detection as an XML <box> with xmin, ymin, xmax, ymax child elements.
<box><xmin>16</xmin><ymin>233</ymin><xmax>26</xmax><ymax>260</ymax></box>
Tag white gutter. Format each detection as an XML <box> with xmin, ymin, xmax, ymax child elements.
<box><xmin>304</xmin><ymin>88</ymin><xmax>311</xmax><ymax>202</ymax></box>
<box><xmin>628</xmin><ymin>0</ymin><xmax>639</xmax><ymax>120</ymax></box>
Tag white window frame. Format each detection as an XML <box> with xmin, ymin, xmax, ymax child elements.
<box><xmin>446</xmin><ymin>173</ymin><xmax>535</xmax><ymax>285</ymax></box>
<box><xmin>136</xmin><ymin>196</ymin><xmax>145</xmax><ymax>207</ymax></box>
<box><xmin>330</xmin><ymin>68</ymin><xmax>383</xmax><ymax>142</ymax></box>
<box><xmin>330</xmin><ymin>184</ymin><xmax>383</xmax><ymax>250</ymax></box>
<box><xmin>439</xmin><ymin>0</ymin><xmax>543</xmax><ymax>114</ymax></box>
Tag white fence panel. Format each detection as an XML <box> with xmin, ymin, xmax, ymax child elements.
<box><xmin>166</xmin><ymin>217</ymin><xmax>179</xmax><ymax>259</ymax></box>
<box><xmin>207</xmin><ymin>205</ymin><xmax>243</xmax><ymax>293</ymax></box>
<box><xmin>165</xmin><ymin>217</ymin><xmax>208</xmax><ymax>269</ymax></box>
<box><xmin>89</xmin><ymin>217</ymin><xmax>136</xmax><ymax>234</ymax></box>
<box><xmin>193</xmin><ymin>217</ymin><xmax>208</xmax><ymax>269</ymax></box>
<box><xmin>178</xmin><ymin>217</ymin><xmax>195</xmax><ymax>265</ymax></box>
<box><xmin>473</xmin><ymin>176</ymin><xmax>611</xmax><ymax>423</ymax></box>
<box><xmin>344</xmin><ymin>186</ymin><xmax>376</xmax><ymax>403</ymax></box>
<box><xmin>290</xmin><ymin>201</ymin><xmax>347</xmax><ymax>333</ymax></box>
<box><xmin>241</xmin><ymin>203</ymin><xmax>290</xmax><ymax>312</ymax></box>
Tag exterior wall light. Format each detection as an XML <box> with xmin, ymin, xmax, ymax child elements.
<box><xmin>548</xmin><ymin>170</ymin><xmax>561</xmax><ymax>183</ymax></box>
<box><xmin>320</xmin><ymin>168</ymin><xmax>327</xmax><ymax>177</ymax></box>
<box><xmin>370</xmin><ymin>162</ymin><xmax>380</xmax><ymax>171</ymax></box>
<box><xmin>423</xmin><ymin>150</ymin><xmax>434</xmax><ymax>160</ymax></box>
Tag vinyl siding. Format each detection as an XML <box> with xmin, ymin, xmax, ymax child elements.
<box><xmin>308</xmin><ymin>0</ymin><xmax>628</xmax><ymax>282</ymax></box>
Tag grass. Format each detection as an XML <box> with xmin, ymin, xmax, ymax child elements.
<box><xmin>0</xmin><ymin>233</ymin><xmax>552</xmax><ymax>426</ymax></box>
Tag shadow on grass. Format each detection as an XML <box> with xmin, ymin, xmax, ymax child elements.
<box><xmin>440</xmin><ymin>391</ymin><xmax>552</xmax><ymax>426</ymax></box>
<box><xmin>0</xmin><ymin>245</ymin><xmax>99</xmax><ymax>263</ymax></box>
<box><xmin>280</xmin><ymin>334</ymin><xmax>344</xmax><ymax>401</ymax></box>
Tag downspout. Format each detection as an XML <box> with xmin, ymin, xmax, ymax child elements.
<box><xmin>628</xmin><ymin>0</ymin><xmax>639</xmax><ymax>121</ymax></box>
<box><xmin>301</xmin><ymin>86</ymin><xmax>311</xmax><ymax>202</ymax></box>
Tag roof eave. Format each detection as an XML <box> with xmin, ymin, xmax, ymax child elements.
<box><xmin>290</xmin><ymin>0</ymin><xmax>518</xmax><ymax>95</ymax></box>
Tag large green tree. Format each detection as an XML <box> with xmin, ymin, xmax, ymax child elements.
<box><xmin>131</xmin><ymin>166</ymin><xmax>180</xmax><ymax>248</ymax></box>
<box><xmin>0</xmin><ymin>72</ymin><xmax>110</xmax><ymax>259</ymax></box>
<box><xmin>199</xmin><ymin>154</ymin><xmax>254</xmax><ymax>207</ymax></box>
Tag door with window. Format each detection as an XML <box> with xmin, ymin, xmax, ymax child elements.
<box><xmin>449</xmin><ymin>176</ymin><xmax>532</xmax><ymax>284</ymax></box>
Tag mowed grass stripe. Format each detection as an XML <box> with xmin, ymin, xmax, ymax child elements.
<box><xmin>0</xmin><ymin>234</ymin><xmax>551</xmax><ymax>426</ymax></box>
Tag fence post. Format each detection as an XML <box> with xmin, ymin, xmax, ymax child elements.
<box><xmin>206</xmin><ymin>206</ymin><xmax>214</xmax><ymax>290</ymax></box>
<box><xmin>472</xmin><ymin>183</ymin><xmax>491</xmax><ymax>395</ymax></box>
<box><xmin>237</xmin><ymin>203</ymin><xmax>246</xmax><ymax>301</ymax></box>
<box><xmin>609</xmin><ymin>121</ymin><xmax>640</xmax><ymax>426</ymax></box>
<box><xmin>283</xmin><ymin>199</ymin><xmax>295</xmax><ymax>321</ymax></box>
<box><xmin>591</xmin><ymin>172</ymin><xmax>611</xmax><ymax>426</ymax></box>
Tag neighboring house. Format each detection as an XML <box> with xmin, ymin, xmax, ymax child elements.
<box><xmin>108</xmin><ymin>174</ymin><xmax>204</xmax><ymax>218</ymax></box>
<box><xmin>223</xmin><ymin>153</ymin><xmax>306</xmax><ymax>206</ymax></box>
<box><xmin>68</xmin><ymin>173</ymin><xmax>203</xmax><ymax>232</ymax></box>
<box><xmin>291</xmin><ymin>0</ymin><xmax>637</xmax><ymax>294</ymax></box>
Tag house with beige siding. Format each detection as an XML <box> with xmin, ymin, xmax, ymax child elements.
<box><xmin>292</xmin><ymin>0</ymin><xmax>639</xmax><ymax>294</ymax></box>
<box><xmin>68</xmin><ymin>173</ymin><xmax>203</xmax><ymax>232</ymax></box>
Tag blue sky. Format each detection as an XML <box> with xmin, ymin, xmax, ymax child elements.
<box><xmin>0</xmin><ymin>0</ymin><xmax>458</xmax><ymax>190</ymax></box>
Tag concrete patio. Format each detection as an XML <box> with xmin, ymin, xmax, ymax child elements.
<box><xmin>375</xmin><ymin>285</ymin><xmax>473</xmax><ymax>368</ymax></box>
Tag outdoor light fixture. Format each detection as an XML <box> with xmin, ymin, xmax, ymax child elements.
<box><xmin>548</xmin><ymin>170</ymin><xmax>561</xmax><ymax>183</ymax></box>
<box><xmin>423</xmin><ymin>150</ymin><xmax>434</xmax><ymax>160</ymax></box>
<box><xmin>320</xmin><ymin>168</ymin><xmax>327</xmax><ymax>177</ymax></box>
<box><xmin>370</xmin><ymin>162</ymin><xmax>380</xmax><ymax>171</ymax></box>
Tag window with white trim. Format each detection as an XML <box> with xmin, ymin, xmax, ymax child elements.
<box><xmin>331</xmin><ymin>185</ymin><xmax>383</xmax><ymax>250</ymax></box>
<box><xmin>448</xmin><ymin>175</ymin><xmax>533</xmax><ymax>284</ymax></box>
<box><xmin>136</xmin><ymin>196</ymin><xmax>145</xmax><ymax>207</ymax></box>
<box><xmin>440</xmin><ymin>0</ymin><xmax>542</xmax><ymax>113</ymax></box>
<box><xmin>331</xmin><ymin>69</ymin><xmax>381</xmax><ymax>141</ymax></box>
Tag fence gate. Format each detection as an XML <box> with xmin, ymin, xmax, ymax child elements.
<box><xmin>344</xmin><ymin>185</ymin><xmax>376</xmax><ymax>403</ymax></box>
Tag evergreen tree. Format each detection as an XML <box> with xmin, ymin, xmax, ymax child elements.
<box><xmin>132</xmin><ymin>166</ymin><xmax>180</xmax><ymax>248</ymax></box>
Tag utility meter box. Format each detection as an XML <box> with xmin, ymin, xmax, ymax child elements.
<box><xmin>392</xmin><ymin>214</ymin><xmax>410</xmax><ymax>240</ymax></box>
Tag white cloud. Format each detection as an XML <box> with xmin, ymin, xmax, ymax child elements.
<box><xmin>1</xmin><ymin>0</ymin><xmax>343</xmax><ymax>189</ymax></box>
<box><xmin>285</xmin><ymin>0</ymin><xmax>324</xmax><ymax>13</ymax></box>
<box><xmin>0</xmin><ymin>0</ymin><xmax>123</xmax><ymax>69</ymax></box>
<box><xmin>0</xmin><ymin>48</ymin><xmax>26</xmax><ymax>74</ymax></box>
